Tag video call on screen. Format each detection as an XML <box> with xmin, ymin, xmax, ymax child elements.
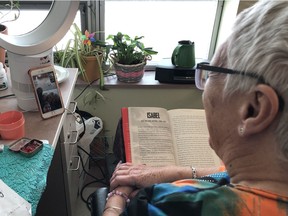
<box><xmin>33</xmin><ymin>72</ymin><xmax>62</xmax><ymax>113</ymax></box>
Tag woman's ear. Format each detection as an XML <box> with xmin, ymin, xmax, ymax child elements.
<box><xmin>238</xmin><ymin>84</ymin><xmax>279</xmax><ymax>136</ymax></box>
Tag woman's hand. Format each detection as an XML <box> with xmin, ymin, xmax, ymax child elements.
<box><xmin>110</xmin><ymin>162</ymin><xmax>192</xmax><ymax>191</ymax></box>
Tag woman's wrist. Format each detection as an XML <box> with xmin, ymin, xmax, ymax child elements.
<box><xmin>103</xmin><ymin>206</ymin><xmax>123</xmax><ymax>215</ymax></box>
<box><xmin>106</xmin><ymin>190</ymin><xmax>130</xmax><ymax>203</ymax></box>
<box><xmin>103</xmin><ymin>186</ymin><xmax>134</xmax><ymax>215</ymax></box>
<box><xmin>163</xmin><ymin>166</ymin><xmax>226</xmax><ymax>181</ymax></box>
<box><xmin>161</xmin><ymin>166</ymin><xmax>194</xmax><ymax>181</ymax></box>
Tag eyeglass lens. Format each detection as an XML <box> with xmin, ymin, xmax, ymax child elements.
<box><xmin>195</xmin><ymin>69</ymin><xmax>208</xmax><ymax>90</ymax></box>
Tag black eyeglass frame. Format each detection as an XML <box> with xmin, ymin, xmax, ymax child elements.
<box><xmin>196</xmin><ymin>63</ymin><xmax>266</xmax><ymax>84</ymax></box>
<box><xmin>195</xmin><ymin>63</ymin><xmax>284</xmax><ymax>111</ymax></box>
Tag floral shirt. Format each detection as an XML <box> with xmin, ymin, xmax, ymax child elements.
<box><xmin>123</xmin><ymin>172</ymin><xmax>288</xmax><ymax>216</ymax></box>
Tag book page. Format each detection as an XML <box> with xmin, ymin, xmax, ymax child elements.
<box><xmin>168</xmin><ymin>109</ymin><xmax>221</xmax><ymax>167</ymax></box>
<box><xmin>128</xmin><ymin>107</ymin><xmax>177</xmax><ymax>166</ymax></box>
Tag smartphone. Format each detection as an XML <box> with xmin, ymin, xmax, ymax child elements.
<box><xmin>29</xmin><ymin>65</ymin><xmax>65</xmax><ymax>119</ymax></box>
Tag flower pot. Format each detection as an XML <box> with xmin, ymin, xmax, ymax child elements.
<box><xmin>80</xmin><ymin>55</ymin><xmax>103</xmax><ymax>83</ymax></box>
<box><xmin>114</xmin><ymin>61</ymin><xmax>146</xmax><ymax>83</ymax></box>
<box><xmin>0</xmin><ymin>24</ymin><xmax>8</xmax><ymax>65</ymax></box>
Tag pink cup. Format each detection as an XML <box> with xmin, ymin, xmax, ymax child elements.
<box><xmin>0</xmin><ymin>110</ymin><xmax>25</xmax><ymax>140</ymax></box>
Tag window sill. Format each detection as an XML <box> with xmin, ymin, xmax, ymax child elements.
<box><xmin>76</xmin><ymin>71</ymin><xmax>196</xmax><ymax>89</ymax></box>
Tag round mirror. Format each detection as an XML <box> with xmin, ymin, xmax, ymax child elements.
<box><xmin>0</xmin><ymin>0</ymin><xmax>79</xmax><ymax>55</ymax></box>
<box><xmin>2</xmin><ymin>1</ymin><xmax>52</xmax><ymax>36</ymax></box>
<box><xmin>0</xmin><ymin>0</ymin><xmax>79</xmax><ymax>110</ymax></box>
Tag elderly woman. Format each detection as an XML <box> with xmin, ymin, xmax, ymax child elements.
<box><xmin>103</xmin><ymin>0</ymin><xmax>288</xmax><ymax>215</ymax></box>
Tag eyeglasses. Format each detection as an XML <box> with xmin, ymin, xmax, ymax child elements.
<box><xmin>195</xmin><ymin>63</ymin><xmax>284</xmax><ymax>111</ymax></box>
<box><xmin>195</xmin><ymin>63</ymin><xmax>266</xmax><ymax>90</ymax></box>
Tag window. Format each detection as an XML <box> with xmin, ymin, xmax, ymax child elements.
<box><xmin>104</xmin><ymin>0</ymin><xmax>221</xmax><ymax>62</ymax></box>
<box><xmin>1</xmin><ymin>1</ymin><xmax>224</xmax><ymax>63</ymax></box>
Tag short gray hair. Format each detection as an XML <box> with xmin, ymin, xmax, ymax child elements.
<box><xmin>223</xmin><ymin>0</ymin><xmax>288</xmax><ymax>158</ymax></box>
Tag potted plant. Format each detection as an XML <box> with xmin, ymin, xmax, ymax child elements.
<box><xmin>56</xmin><ymin>23</ymin><xmax>108</xmax><ymax>89</ymax></box>
<box><xmin>107</xmin><ymin>32</ymin><xmax>158</xmax><ymax>82</ymax></box>
<box><xmin>53</xmin><ymin>46</ymin><xmax>65</xmax><ymax>66</ymax></box>
<box><xmin>0</xmin><ymin>1</ymin><xmax>20</xmax><ymax>65</ymax></box>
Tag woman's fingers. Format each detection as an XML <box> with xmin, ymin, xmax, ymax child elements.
<box><xmin>110</xmin><ymin>169</ymin><xmax>130</xmax><ymax>183</ymax></box>
<box><xmin>111</xmin><ymin>165</ymin><xmax>156</xmax><ymax>190</ymax></box>
<box><xmin>110</xmin><ymin>164</ymin><xmax>147</xmax><ymax>190</ymax></box>
<box><xmin>110</xmin><ymin>174</ymin><xmax>136</xmax><ymax>190</ymax></box>
<box><xmin>111</xmin><ymin>163</ymin><xmax>146</xmax><ymax>181</ymax></box>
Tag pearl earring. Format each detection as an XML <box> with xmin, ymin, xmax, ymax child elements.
<box><xmin>239</xmin><ymin>126</ymin><xmax>245</xmax><ymax>135</ymax></box>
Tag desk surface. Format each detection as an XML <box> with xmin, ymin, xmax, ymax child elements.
<box><xmin>0</xmin><ymin>68</ymin><xmax>78</xmax><ymax>148</ymax></box>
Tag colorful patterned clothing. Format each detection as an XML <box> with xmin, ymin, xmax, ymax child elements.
<box><xmin>123</xmin><ymin>172</ymin><xmax>288</xmax><ymax>216</ymax></box>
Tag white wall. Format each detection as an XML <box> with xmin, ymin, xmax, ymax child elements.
<box><xmin>74</xmin><ymin>82</ymin><xmax>203</xmax><ymax>152</ymax></box>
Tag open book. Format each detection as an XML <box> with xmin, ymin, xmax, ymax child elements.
<box><xmin>122</xmin><ymin>107</ymin><xmax>222</xmax><ymax>167</ymax></box>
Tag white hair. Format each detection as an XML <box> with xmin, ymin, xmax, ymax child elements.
<box><xmin>223</xmin><ymin>0</ymin><xmax>288</xmax><ymax>158</ymax></box>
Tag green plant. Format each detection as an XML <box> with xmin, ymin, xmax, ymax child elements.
<box><xmin>107</xmin><ymin>32</ymin><xmax>158</xmax><ymax>65</ymax></box>
<box><xmin>56</xmin><ymin>23</ymin><xmax>107</xmax><ymax>89</ymax></box>
<box><xmin>0</xmin><ymin>1</ymin><xmax>20</xmax><ymax>24</ymax></box>
<box><xmin>53</xmin><ymin>47</ymin><xmax>65</xmax><ymax>65</ymax></box>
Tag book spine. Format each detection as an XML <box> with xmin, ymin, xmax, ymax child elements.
<box><xmin>121</xmin><ymin>107</ymin><xmax>132</xmax><ymax>162</ymax></box>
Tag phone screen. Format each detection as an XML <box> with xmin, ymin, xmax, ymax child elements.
<box><xmin>30</xmin><ymin>67</ymin><xmax>64</xmax><ymax>119</ymax></box>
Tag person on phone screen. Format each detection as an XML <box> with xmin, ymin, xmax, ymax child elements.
<box><xmin>36</xmin><ymin>87</ymin><xmax>45</xmax><ymax>110</ymax></box>
<box><xmin>103</xmin><ymin>1</ymin><xmax>288</xmax><ymax>215</ymax></box>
